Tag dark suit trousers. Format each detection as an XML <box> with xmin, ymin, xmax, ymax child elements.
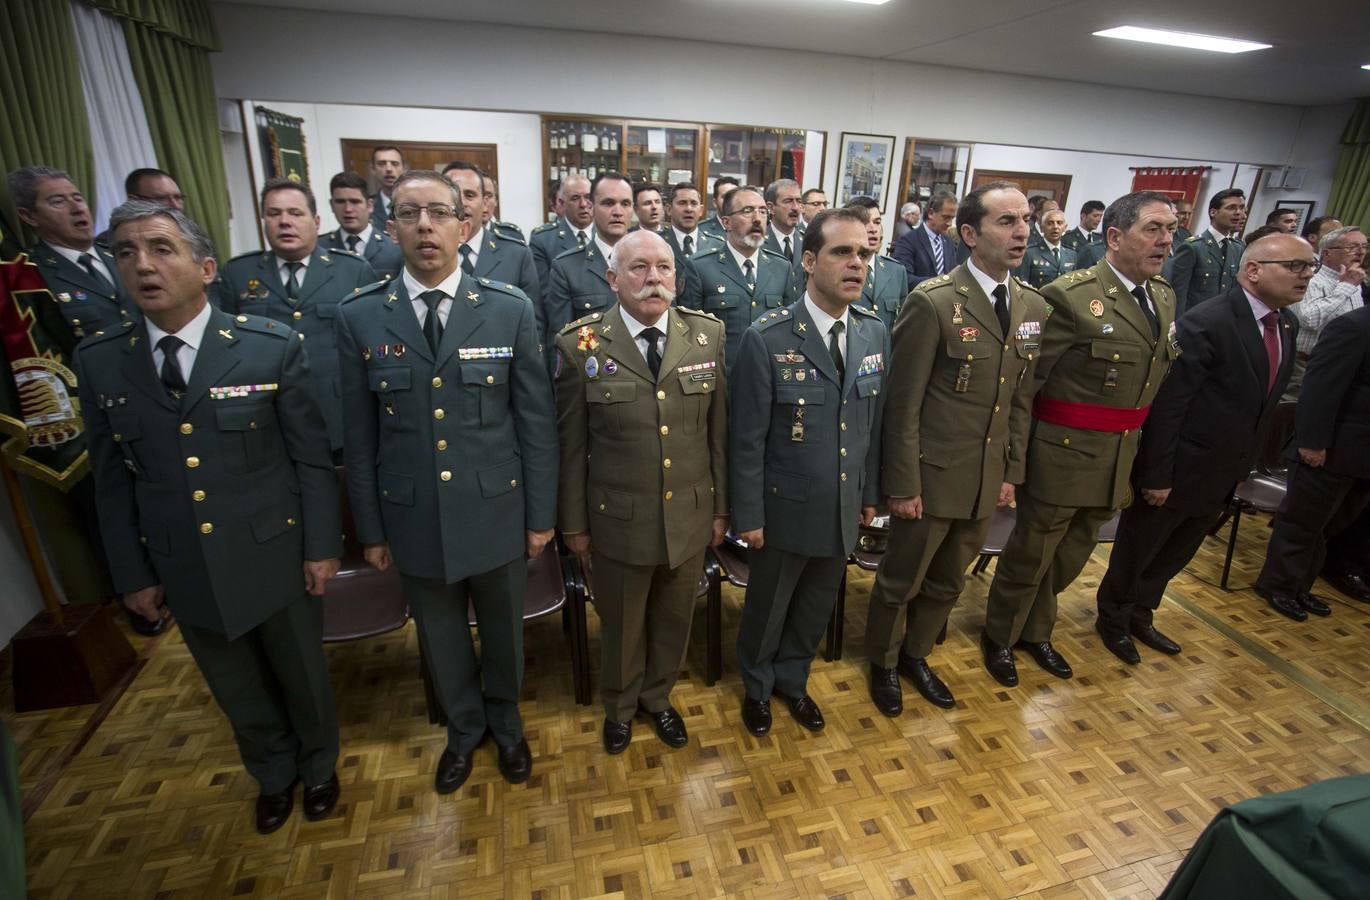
<box><xmin>864</xmin><ymin>513</ymin><xmax>992</xmax><ymax>665</ymax></box>
<box><xmin>1257</xmin><ymin>463</ymin><xmax>1370</xmax><ymax>597</ymax></box>
<box><xmin>737</xmin><ymin>547</ymin><xmax>845</xmax><ymax>700</ymax></box>
<box><xmin>1095</xmin><ymin>500</ymin><xmax>1219</xmax><ymax>633</ymax></box>
<box><xmin>590</xmin><ymin>549</ymin><xmax>704</xmax><ymax>723</ymax></box>
<box><xmin>178</xmin><ymin>594</ymin><xmax>339</xmax><ymax>794</ymax></box>
<box><xmin>1324</xmin><ymin>506</ymin><xmax>1370</xmax><ymax>578</ymax></box>
<box><xmin>984</xmin><ymin>493</ymin><xmax>1115</xmax><ymax>645</ymax></box>
<box><xmin>403</xmin><ymin>558</ymin><xmax>527</xmax><ymax>753</ymax></box>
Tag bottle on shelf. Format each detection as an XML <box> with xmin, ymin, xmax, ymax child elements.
<box><xmin>558</xmin><ymin>128</ymin><xmax>567</xmax><ymax>150</ymax></box>
<box><xmin>549</xmin><ymin>128</ymin><xmax>558</xmax><ymax>150</ymax></box>
<box><xmin>583</xmin><ymin>124</ymin><xmax>598</xmax><ymax>154</ymax></box>
<box><xmin>567</xmin><ymin>125</ymin><xmax>578</xmax><ymax>148</ymax></box>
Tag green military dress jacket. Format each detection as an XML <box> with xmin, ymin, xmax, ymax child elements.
<box><xmin>1027</xmin><ymin>261</ymin><xmax>1178</xmax><ymax>509</ymax></box>
<box><xmin>29</xmin><ymin>243</ymin><xmax>132</xmax><ymax>341</ymax></box>
<box><xmin>553</xmin><ymin>304</ymin><xmax>729</xmax><ymax>568</ymax></box>
<box><xmin>680</xmin><ymin>246</ymin><xmax>801</xmax><ymax>370</ymax></box>
<box><xmin>220</xmin><ymin>245</ymin><xmax>379</xmax><ymax>450</ymax></box>
<box><xmin>662</xmin><ymin>228</ymin><xmax>722</xmax><ymax>305</ymax></box>
<box><xmin>529</xmin><ymin>217</ymin><xmax>584</xmax><ymax>287</ymax></box>
<box><xmin>1060</xmin><ymin>227</ymin><xmax>1100</xmax><ymax>256</ymax></box>
<box><xmin>545</xmin><ymin>241</ymin><xmax>617</xmax><ymax>339</ymax></box>
<box><xmin>77</xmin><ymin>310</ymin><xmax>341</xmax><ymax>639</ymax></box>
<box><xmin>1164</xmin><ymin>230</ymin><xmax>1243</xmax><ymax>315</ymax></box>
<box><xmin>324</xmin><ymin>227</ymin><xmax>404</xmax><ymax>281</ymax></box>
<box><xmin>856</xmin><ymin>254</ymin><xmax>909</xmax><ymax>332</ymax></box>
<box><xmin>466</xmin><ymin>225</ymin><xmax>543</xmax><ymax>334</ymax></box>
<box><xmin>1014</xmin><ymin>243</ymin><xmax>1079</xmax><ymax>289</ymax></box>
<box><xmin>881</xmin><ymin>265</ymin><xmax>1046</xmax><ymax>520</ymax></box>
<box><xmin>335</xmin><ymin>274</ymin><xmax>558</xmax><ymax>583</ymax></box>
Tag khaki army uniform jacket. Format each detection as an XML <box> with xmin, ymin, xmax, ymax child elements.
<box><xmin>553</xmin><ymin>304</ymin><xmax>729</xmax><ymax>569</ymax></box>
<box><xmin>882</xmin><ymin>265</ymin><xmax>1047</xmax><ymax>520</ymax></box>
<box><xmin>1027</xmin><ymin>260</ymin><xmax>1178</xmax><ymax>509</ymax></box>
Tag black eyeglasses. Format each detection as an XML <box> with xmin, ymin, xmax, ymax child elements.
<box><xmin>1254</xmin><ymin>259</ymin><xmax>1321</xmax><ymax>275</ymax></box>
<box><xmin>392</xmin><ymin>203</ymin><xmax>464</xmax><ymax>224</ymax></box>
<box><xmin>725</xmin><ymin>206</ymin><xmax>769</xmax><ymax>218</ymax></box>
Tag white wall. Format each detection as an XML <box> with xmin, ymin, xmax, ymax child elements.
<box><xmin>210</xmin><ymin>4</ymin><xmax>1345</xmax><ymax>242</ymax></box>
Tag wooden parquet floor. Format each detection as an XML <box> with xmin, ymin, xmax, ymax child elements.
<box><xmin>7</xmin><ymin>509</ymin><xmax>1370</xmax><ymax>899</ymax></box>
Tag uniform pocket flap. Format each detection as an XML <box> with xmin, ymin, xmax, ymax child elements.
<box><xmin>765</xmin><ymin>468</ymin><xmax>810</xmax><ymax>501</ymax></box>
<box><xmin>214</xmin><ymin>403</ymin><xmax>269</xmax><ymax>432</ymax></box>
<box><xmin>703</xmin><ymin>293</ymin><xmax>736</xmax><ymax>309</ymax></box>
<box><xmin>478</xmin><ymin>457</ymin><xmax>523</xmax><ymax>498</ymax></box>
<box><xmin>251</xmin><ymin>502</ymin><xmax>299</xmax><ymax>543</ymax></box>
<box><xmin>918</xmin><ymin>440</ymin><xmax>954</xmax><ymax>467</ymax></box>
<box><xmin>368</xmin><ymin>367</ymin><xmax>410</xmax><ymax>392</ymax></box>
<box><xmin>586</xmin><ymin>381</ymin><xmax>637</xmax><ymax>403</ymax></box>
<box><xmin>462</xmin><ymin>363</ymin><xmax>509</xmax><ymax>386</ymax></box>
<box><xmin>107</xmin><ymin>412</ymin><xmax>142</xmax><ymax>442</ymax></box>
<box><xmin>945</xmin><ymin>339</ymin><xmax>991</xmax><ymax>359</ymax></box>
<box><xmin>139</xmin><ymin>519</ymin><xmax>170</xmax><ymax>553</ymax></box>
<box><xmin>1090</xmin><ymin>340</ymin><xmax>1142</xmax><ymax>364</ymax></box>
<box><xmin>379</xmin><ymin>470</ymin><xmax>415</xmax><ymax>506</ymax></box>
<box><xmin>775</xmin><ymin>384</ymin><xmax>825</xmax><ymax>405</ymax></box>
<box><xmin>590</xmin><ymin>486</ymin><xmax>633</xmax><ymax>520</ymax></box>
<box><xmin>313</xmin><ymin>302</ymin><xmax>338</xmax><ymax>319</ymax></box>
<box><xmin>856</xmin><ymin>376</ymin><xmax>881</xmax><ymax>398</ymax></box>
<box><xmin>678</xmin><ymin>373</ymin><xmax>717</xmax><ymax>395</ymax></box>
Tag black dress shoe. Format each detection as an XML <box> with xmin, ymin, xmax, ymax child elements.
<box><xmin>644</xmin><ymin>707</ymin><xmax>689</xmax><ymax>749</ymax></box>
<box><xmin>1326</xmin><ymin>572</ymin><xmax>1370</xmax><ymax>602</ymax></box>
<box><xmin>1130</xmin><ymin>623</ymin><xmax>1181</xmax><ymax>655</ymax></box>
<box><xmin>980</xmin><ymin>632</ymin><xmax>1018</xmax><ymax>687</ymax></box>
<box><xmin>868</xmin><ymin>663</ymin><xmax>903</xmax><ymax>717</ymax></box>
<box><xmin>255</xmin><ymin>782</ymin><xmax>295</xmax><ymax>834</ymax></box>
<box><xmin>435</xmin><ymin>748</ymin><xmax>473</xmax><ymax>794</ymax></box>
<box><xmin>602</xmin><ymin>719</ymin><xmax>632</xmax><ymax>755</ymax></box>
<box><xmin>1016</xmin><ymin>639</ymin><xmax>1073</xmax><ymax>678</ymax></box>
<box><xmin>496</xmin><ymin>737</ymin><xmax>533</xmax><ymax>784</ymax></box>
<box><xmin>898</xmin><ymin>654</ymin><xmax>954</xmax><ymax>709</ymax></box>
<box><xmin>1095</xmin><ymin>622</ymin><xmax>1141</xmax><ymax>665</ymax></box>
<box><xmin>1298</xmin><ymin>592</ymin><xmax>1332</xmax><ymax>617</ymax></box>
<box><xmin>1265</xmin><ymin>592</ymin><xmax>1308</xmax><ymax>622</ymax></box>
<box><xmin>741</xmin><ymin>697</ymin><xmax>772</xmax><ymax>736</ymax></box>
<box><xmin>127</xmin><ymin>609</ymin><xmax>169</xmax><ymax>637</ymax></box>
<box><xmin>302</xmin><ymin>772</ymin><xmax>340</xmax><ymax>821</ymax></box>
<box><xmin>777</xmin><ymin>692</ymin><xmax>825</xmax><ymax>732</ymax></box>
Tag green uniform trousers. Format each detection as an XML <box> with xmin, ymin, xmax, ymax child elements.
<box><xmin>178</xmin><ymin>594</ymin><xmax>338</xmax><ymax>794</ymax></box>
<box><xmin>865</xmin><ymin>513</ymin><xmax>993</xmax><ymax>665</ymax></box>
<box><xmin>737</xmin><ymin>547</ymin><xmax>845</xmax><ymax>700</ymax></box>
<box><xmin>403</xmin><ymin>557</ymin><xmax>526</xmax><ymax>754</ymax></box>
<box><xmin>590</xmin><ymin>548</ymin><xmax>704</xmax><ymax>723</ymax></box>
<box><xmin>984</xmin><ymin>493</ymin><xmax>1115</xmax><ymax>645</ymax></box>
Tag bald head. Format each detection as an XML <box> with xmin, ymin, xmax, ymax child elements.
<box><xmin>1238</xmin><ymin>233</ymin><xmax>1318</xmax><ymax>309</ymax></box>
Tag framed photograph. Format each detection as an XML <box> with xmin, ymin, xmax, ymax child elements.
<box><xmin>835</xmin><ymin>133</ymin><xmax>895</xmax><ymax>207</ymax></box>
<box><xmin>1279</xmin><ymin>200</ymin><xmax>1316</xmax><ymax>235</ymax></box>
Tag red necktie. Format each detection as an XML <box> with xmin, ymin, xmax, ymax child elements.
<box><xmin>1261</xmin><ymin>311</ymin><xmax>1281</xmax><ymax>394</ymax></box>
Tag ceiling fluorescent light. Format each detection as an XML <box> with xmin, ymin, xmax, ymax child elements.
<box><xmin>841</xmin><ymin>0</ymin><xmax>893</xmax><ymax>5</ymax></box>
<box><xmin>1094</xmin><ymin>26</ymin><xmax>1271</xmax><ymax>54</ymax></box>
<box><xmin>1363</xmin><ymin>63</ymin><xmax>1370</xmax><ymax>70</ymax></box>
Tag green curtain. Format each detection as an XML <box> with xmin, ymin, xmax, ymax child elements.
<box><xmin>1326</xmin><ymin>98</ymin><xmax>1370</xmax><ymax>231</ymax></box>
<box><xmin>87</xmin><ymin>0</ymin><xmax>219</xmax><ymax>50</ymax></box>
<box><xmin>0</xmin><ymin>0</ymin><xmax>95</xmax><ymax>247</ymax></box>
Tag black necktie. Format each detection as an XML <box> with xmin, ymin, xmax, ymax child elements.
<box><xmin>783</xmin><ymin>235</ymin><xmax>792</xmax><ymax>259</ymax></box>
<box><xmin>743</xmin><ymin>258</ymin><xmax>755</xmax><ymax>294</ymax></box>
<box><xmin>992</xmin><ymin>284</ymin><xmax>1010</xmax><ymax>335</ymax></box>
<box><xmin>640</xmin><ymin>326</ymin><xmax>663</xmax><ymax>379</ymax></box>
<box><xmin>157</xmin><ymin>335</ymin><xmax>187</xmax><ymax>399</ymax></box>
<box><xmin>459</xmin><ymin>244</ymin><xmax>474</xmax><ymax>275</ymax></box>
<box><xmin>1051</xmin><ymin>247</ymin><xmax>1060</xmax><ymax>263</ymax></box>
<box><xmin>285</xmin><ymin>261</ymin><xmax>302</xmax><ymax>303</ymax></box>
<box><xmin>682</xmin><ymin>235</ymin><xmax>693</xmax><ymax>257</ymax></box>
<box><xmin>576</xmin><ymin>231</ymin><xmax>587</xmax><ymax>249</ymax></box>
<box><xmin>1131</xmin><ymin>285</ymin><xmax>1159</xmax><ymax>338</ymax></box>
<box><xmin>346</xmin><ymin>234</ymin><xmax>361</xmax><ymax>254</ymax></box>
<box><xmin>829</xmin><ymin>321</ymin><xmax>845</xmax><ymax>382</ymax></box>
<box><xmin>420</xmin><ymin>290</ymin><xmax>444</xmax><ymax>352</ymax></box>
<box><xmin>79</xmin><ymin>252</ymin><xmax>113</xmax><ymax>294</ymax></box>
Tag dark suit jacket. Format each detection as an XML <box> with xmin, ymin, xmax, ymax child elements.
<box><xmin>1295</xmin><ymin>304</ymin><xmax>1370</xmax><ymax>479</ymax></box>
<box><xmin>1132</xmin><ymin>286</ymin><xmax>1298</xmax><ymax>515</ymax></box>
<box><xmin>325</xmin><ymin>227</ymin><xmax>403</xmax><ymax>280</ymax></box>
<box><xmin>891</xmin><ymin>225</ymin><xmax>954</xmax><ymax>290</ymax></box>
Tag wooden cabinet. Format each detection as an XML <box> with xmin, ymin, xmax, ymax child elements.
<box><xmin>703</xmin><ymin>126</ymin><xmax>811</xmax><ymax>214</ymax></box>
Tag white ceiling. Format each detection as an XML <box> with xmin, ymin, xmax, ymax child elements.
<box><xmin>224</xmin><ymin>0</ymin><xmax>1370</xmax><ymax>106</ymax></box>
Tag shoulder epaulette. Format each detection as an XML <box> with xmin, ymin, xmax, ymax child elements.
<box><xmin>1150</xmin><ymin>274</ymin><xmax>1172</xmax><ymax>287</ymax></box>
<box><xmin>753</xmin><ymin>307</ymin><xmax>796</xmax><ymax>330</ymax></box>
<box><xmin>1186</xmin><ymin>234</ymin><xmax>1203</xmax><ymax>242</ymax></box>
<box><xmin>551</xmin><ymin>244</ymin><xmax>584</xmax><ymax>262</ymax></box>
<box><xmin>1014</xmin><ymin>277</ymin><xmax>1046</xmax><ymax>297</ymax></box>
<box><xmin>531</xmin><ymin>221</ymin><xmax>558</xmax><ymax>235</ymax></box>
<box><xmin>473</xmin><ymin>276</ymin><xmax>529</xmax><ymax>300</ymax></box>
<box><xmin>758</xmin><ymin>247</ymin><xmax>789</xmax><ymax>262</ymax></box>
<box><xmin>560</xmin><ymin>310</ymin><xmax>605</xmax><ymax>335</ymax></box>
<box><xmin>340</xmin><ymin>278</ymin><xmax>391</xmax><ymax>306</ymax></box>
<box><xmin>227</xmin><ymin>249</ymin><xmax>267</xmax><ymax>264</ymax></box>
<box><xmin>1062</xmin><ymin>269</ymin><xmax>1097</xmax><ymax>286</ymax></box>
<box><xmin>78</xmin><ymin>319</ymin><xmax>136</xmax><ymax>348</ymax></box>
<box><xmin>850</xmin><ymin>304</ymin><xmax>880</xmax><ymax>319</ymax></box>
<box><xmin>916</xmin><ymin>273</ymin><xmax>953</xmax><ymax>292</ymax></box>
<box><xmin>675</xmin><ymin>306</ymin><xmax>720</xmax><ymax>323</ymax></box>
<box><xmin>230</xmin><ymin>313</ymin><xmax>291</xmax><ymax>339</ymax></box>
<box><xmin>491</xmin><ymin>226</ymin><xmax>526</xmax><ymax>245</ymax></box>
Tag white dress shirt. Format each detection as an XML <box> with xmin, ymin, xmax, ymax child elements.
<box><xmin>403</xmin><ymin>267</ymin><xmax>461</xmax><ymax>328</ymax></box>
<box><xmin>803</xmin><ymin>292</ymin><xmax>849</xmax><ymax>366</ymax></box>
<box><xmin>967</xmin><ymin>257</ymin><xmax>1012</xmax><ymax>315</ymax></box>
<box><xmin>726</xmin><ymin>241</ymin><xmax>761</xmax><ymax>279</ymax></box>
<box><xmin>461</xmin><ymin>224</ymin><xmax>485</xmax><ymax>269</ymax></box>
<box><xmin>48</xmin><ymin>242</ymin><xmax>115</xmax><ymax>286</ymax></box>
<box><xmin>147</xmin><ymin>301</ymin><xmax>212</xmax><ymax>380</ymax></box>
<box><xmin>340</xmin><ymin>223</ymin><xmax>374</xmax><ymax>252</ymax></box>
<box><xmin>770</xmin><ymin>224</ymin><xmax>799</xmax><ymax>258</ymax></box>
<box><xmin>1105</xmin><ymin>261</ymin><xmax>1158</xmax><ymax>321</ymax></box>
<box><xmin>618</xmin><ymin>305</ymin><xmax>669</xmax><ymax>365</ymax></box>
<box><xmin>672</xmin><ymin>226</ymin><xmax>700</xmax><ymax>255</ymax></box>
<box><xmin>593</xmin><ymin>232</ymin><xmax>616</xmax><ymax>268</ymax></box>
<box><xmin>1241</xmin><ymin>288</ymin><xmax>1283</xmax><ymax>366</ymax></box>
<box><xmin>275</xmin><ymin>253</ymin><xmax>310</xmax><ymax>292</ymax></box>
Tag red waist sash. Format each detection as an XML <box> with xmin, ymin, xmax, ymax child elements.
<box><xmin>1033</xmin><ymin>395</ymin><xmax>1150</xmax><ymax>432</ymax></box>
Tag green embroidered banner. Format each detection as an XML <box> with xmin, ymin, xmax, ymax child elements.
<box><xmin>255</xmin><ymin>106</ymin><xmax>309</xmax><ymax>184</ymax></box>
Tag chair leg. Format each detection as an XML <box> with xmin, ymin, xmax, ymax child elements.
<box><xmin>1220</xmin><ymin>506</ymin><xmax>1243</xmax><ymax>591</ymax></box>
<box><xmin>1209</xmin><ymin>510</ymin><xmax>1231</xmax><ymax>536</ymax></box>
<box><xmin>568</xmin><ymin>557</ymin><xmax>592</xmax><ymax>706</ymax></box>
<box><xmin>705</xmin><ymin>556</ymin><xmax>722</xmax><ymax>686</ymax></box>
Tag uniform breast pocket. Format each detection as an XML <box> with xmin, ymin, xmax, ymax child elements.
<box><xmin>214</xmin><ymin>399</ymin><xmax>278</xmax><ymax>473</ymax></box>
<box><xmin>855</xmin><ymin>375</ymin><xmax>881</xmax><ymax>433</ymax></box>
<box><xmin>462</xmin><ymin>362</ymin><xmax>511</xmax><ymax>426</ymax></box>
<box><xmin>1090</xmin><ymin>339</ymin><xmax>1142</xmax><ymax>392</ymax></box>
<box><xmin>775</xmin><ymin>383</ymin><xmax>825</xmax><ymax>440</ymax></box>
<box><xmin>944</xmin><ymin>339</ymin><xmax>990</xmax><ymax>392</ymax></box>
<box><xmin>702</xmin><ymin>291</ymin><xmax>736</xmax><ymax>313</ymax></box>
<box><xmin>676</xmin><ymin>372</ymin><xmax>716</xmax><ymax>434</ymax></box>
<box><xmin>106</xmin><ymin>412</ymin><xmax>149</xmax><ymax>479</ymax></box>
<box><xmin>586</xmin><ymin>379</ymin><xmax>637</xmax><ymax>433</ymax></box>
<box><xmin>760</xmin><ymin>291</ymin><xmax>785</xmax><ymax>310</ymax></box>
<box><xmin>369</xmin><ymin>366</ymin><xmax>412</xmax><ymax>430</ymax></box>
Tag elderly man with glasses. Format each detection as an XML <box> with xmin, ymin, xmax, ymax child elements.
<box><xmin>1283</xmin><ymin>226</ymin><xmax>1367</xmax><ymax>401</ymax></box>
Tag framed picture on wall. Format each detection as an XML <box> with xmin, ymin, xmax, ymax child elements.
<box><xmin>835</xmin><ymin>133</ymin><xmax>895</xmax><ymax>208</ymax></box>
<box><xmin>1278</xmin><ymin>199</ymin><xmax>1316</xmax><ymax>236</ymax></box>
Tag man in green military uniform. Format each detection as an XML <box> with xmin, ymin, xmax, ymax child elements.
<box><xmin>336</xmin><ymin>171</ymin><xmax>558</xmax><ymax>793</ymax></box>
<box><xmin>553</xmin><ymin>230</ymin><xmax>729</xmax><ymax>754</ymax></box>
<box><xmin>730</xmin><ymin>209</ymin><xmax>888</xmax><ymax>736</ymax></box>
<box><xmin>443</xmin><ymin>163</ymin><xmax>542</xmax><ymax>333</ymax></box>
<box><xmin>1015</xmin><ymin>208</ymin><xmax>1079</xmax><ymax>289</ymax></box>
<box><xmin>221</xmin><ymin>179</ymin><xmax>377</xmax><ymax>456</ymax></box>
<box><xmin>661</xmin><ymin>181</ymin><xmax>722</xmax><ymax>303</ymax></box>
<box><xmin>1061</xmin><ymin>200</ymin><xmax>1104</xmax><ymax>256</ymax></box>
<box><xmin>544</xmin><ymin>173</ymin><xmax>634</xmax><ymax>336</ymax></box>
<box><xmin>324</xmin><ymin>171</ymin><xmax>404</xmax><ymax>280</ymax></box>
<box><xmin>764</xmin><ymin>179</ymin><xmax>807</xmax><ymax>293</ymax></box>
<box><xmin>530</xmin><ymin>173</ymin><xmax>593</xmax><ymax>290</ymax></box>
<box><xmin>845</xmin><ymin>196</ymin><xmax>908</xmax><ymax>331</ymax></box>
<box><xmin>481</xmin><ymin>173</ymin><xmax>525</xmax><ymax>244</ymax></box>
<box><xmin>680</xmin><ymin>187</ymin><xmax>802</xmax><ymax>371</ymax></box>
<box><xmin>1165</xmin><ymin>188</ymin><xmax>1246</xmax><ymax>315</ymax></box>
<box><xmin>631</xmin><ymin>182</ymin><xmax>665</xmax><ymax>233</ymax></box>
<box><xmin>80</xmin><ymin>201</ymin><xmax>342</xmax><ymax>834</ymax></box>
<box><xmin>864</xmin><ymin>183</ymin><xmax>1046</xmax><ymax>715</ymax></box>
<box><xmin>1173</xmin><ymin>198</ymin><xmax>1194</xmax><ymax>244</ymax></box>
<box><xmin>981</xmin><ymin>191</ymin><xmax>1180</xmax><ymax>686</ymax></box>
<box><xmin>698</xmin><ymin>176</ymin><xmax>739</xmax><ymax>239</ymax></box>
<box><xmin>367</xmin><ymin>145</ymin><xmax>405</xmax><ymax>232</ymax></box>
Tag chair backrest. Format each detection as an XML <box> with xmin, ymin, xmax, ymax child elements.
<box><xmin>324</xmin><ymin>465</ymin><xmax>407</xmax><ymax>641</ymax></box>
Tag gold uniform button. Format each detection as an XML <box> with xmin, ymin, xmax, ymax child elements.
<box><xmin>434</xmin><ymin>408</ymin><xmax>445</xmax><ymax>420</ymax></box>
<box><xmin>1004</xmin><ymin>344</ymin><xmax>1009</xmax><ymax>351</ymax></box>
<box><xmin>199</xmin><ymin>523</ymin><xmax>214</xmax><ymax>534</ymax></box>
<box><xmin>139</xmin><ymin>536</ymin><xmax>147</xmax><ymax>545</ymax></box>
<box><xmin>432</xmin><ymin>377</ymin><xmax>443</xmax><ymax>388</ymax></box>
<box><xmin>840</xmin><ymin>422</ymin><xmax>847</xmax><ymax>431</ymax></box>
<box><xmin>1122</xmin><ymin>429</ymin><xmax>1130</xmax><ymax>437</ymax></box>
<box><xmin>663</xmin><ymin>459</ymin><xmax>672</xmax><ymax>468</ymax></box>
<box><xmin>510</xmin><ymin>479</ymin><xmax>518</xmax><ymax>487</ymax></box>
<box><xmin>999</xmin><ymin>376</ymin><xmax>1006</xmax><ymax>384</ymax></box>
<box><xmin>72</xmin><ymin>318</ymin><xmax>81</xmax><ymax>325</ymax></box>
<box><xmin>664</xmin><ymin>490</ymin><xmax>673</xmax><ymax>500</ymax></box>
<box><xmin>986</xmin><ymin>437</ymin><xmax>992</xmax><ymax>443</ymax></box>
<box><xmin>1112</xmin><ymin>353</ymin><xmax>1120</xmax><ymax>361</ymax></box>
<box><xmin>1063</xmin><ymin>438</ymin><xmax>1071</xmax><ymax>446</ymax></box>
<box><xmin>379</xmin><ymin>380</ymin><xmax>389</xmax><ymax>390</ymax></box>
<box><xmin>598</xmin><ymin>503</ymin><xmax>606</xmax><ymax>511</ymax></box>
<box><xmin>287</xmin><ymin>517</ymin><xmax>297</xmax><ymax>526</ymax></box>
<box><xmin>967</xmin><ymin>354</ymin><xmax>974</xmax><ymax>361</ymax></box>
<box><xmin>292</xmin><ymin>311</ymin><xmax>302</xmax><ymax>320</ymax></box>
<box><xmin>486</xmin><ymin>375</ymin><xmax>494</xmax><ymax>384</ymax></box>
<box><xmin>248</xmin><ymin>421</ymin><xmax>257</xmax><ymax>430</ymax></box>
<box><xmin>186</xmin><ymin>456</ymin><xmax>200</xmax><ymax>468</ymax></box>
<box><xmin>113</xmin><ymin>433</ymin><xmax>122</xmax><ymax>442</ymax></box>
<box><xmin>660</xmin><ymin>425</ymin><xmax>669</xmax><ymax>436</ymax></box>
<box><xmin>440</xmin><ymin>470</ymin><xmax>452</xmax><ymax>481</ymax></box>
<box><xmin>236</xmin><ymin>315</ymin><xmax>248</xmax><ymax>323</ymax></box>
<box><xmin>192</xmin><ymin>490</ymin><xmax>206</xmax><ymax>502</ymax></box>
<box><xmin>993</xmin><ymin>405</ymin><xmax>1000</xmax><ymax>413</ymax></box>
<box><xmin>436</xmin><ymin>439</ymin><xmax>448</xmax><ymax>450</ymax></box>
<box><xmin>797</xmin><ymin>398</ymin><xmax>805</xmax><ymax>406</ymax></box>
<box><xmin>657</xmin><ymin>390</ymin><xmax>666</xmax><ymax>401</ymax></box>
<box><xmin>840</xmin><ymin>448</ymin><xmax>847</xmax><ymax>457</ymax></box>
<box><xmin>840</xmin><ymin>473</ymin><xmax>848</xmax><ymax>482</ymax></box>
<box><xmin>180</xmin><ymin>423</ymin><xmax>193</xmax><ymax>435</ymax></box>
